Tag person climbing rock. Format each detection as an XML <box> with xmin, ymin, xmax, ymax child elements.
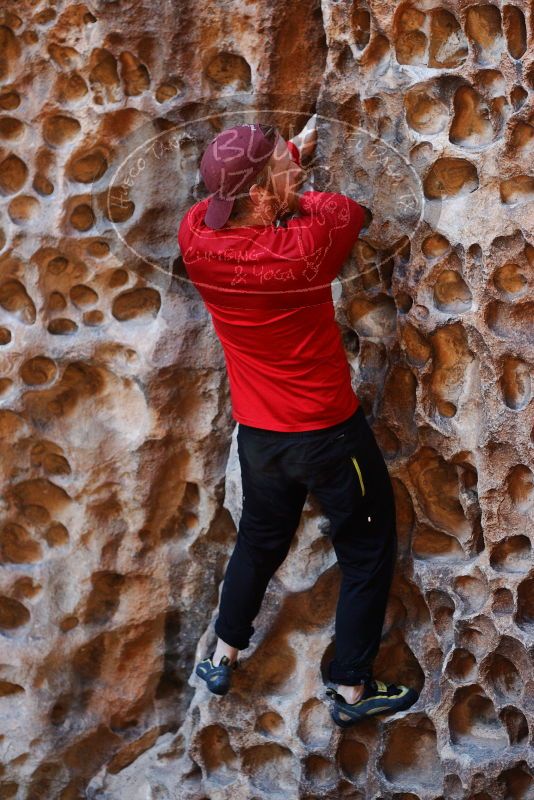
<box><xmin>177</xmin><ymin>117</ymin><xmax>419</xmax><ymax>725</ymax></box>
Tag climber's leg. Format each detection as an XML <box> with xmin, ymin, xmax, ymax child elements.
<box><xmin>293</xmin><ymin>406</ymin><xmax>398</xmax><ymax>687</ymax></box>
<box><xmin>214</xmin><ymin>425</ymin><xmax>308</xmax><ymax>650</ymax></box>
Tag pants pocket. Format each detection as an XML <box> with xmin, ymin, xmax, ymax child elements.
<box><xmin>343</xmin><ymin>421</ymin><xmax>396</xmax><ymax>514</ymax></box>
<box><xmin>331</xmin><ymin>424</ymin><xmax>371</xmax><ymax>500</ymax></box>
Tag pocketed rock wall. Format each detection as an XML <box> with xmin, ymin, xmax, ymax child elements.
<box><xmin>0</xmin><ymin>0</ymin><xmax>532</xmax><ymax>798</ymax></box>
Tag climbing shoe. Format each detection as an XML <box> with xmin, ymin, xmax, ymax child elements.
<box><xmin>195</xmin><ymin>651</ymin><xmax>239</xmax><ymax>696</ymax></box>
<box><xmin>325</xmin><ymin>678</ymin><xmax>418</xmax><ymax>727</ymax></box>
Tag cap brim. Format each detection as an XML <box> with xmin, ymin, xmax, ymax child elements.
<box><xmin>204</xmin><ymin>194</ymin><xmax>235</xmax><ymax>230</ymax></box>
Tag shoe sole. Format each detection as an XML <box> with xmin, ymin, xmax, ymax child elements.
<box><xmin>331</xmin><ymin>687</ymin><xmax>419</xmax><ymax>728</ymax></box>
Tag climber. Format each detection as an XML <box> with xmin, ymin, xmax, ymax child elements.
<box><xmin>177</xmin><ymin>117</ymin><xmax>419</xmax><ymax>726</ymax></box>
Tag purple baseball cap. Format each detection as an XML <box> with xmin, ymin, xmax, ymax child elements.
<box><xmin>199</xmin><ymin>123</ymin><xmax>279</xmax><ymax>230</ymax></box>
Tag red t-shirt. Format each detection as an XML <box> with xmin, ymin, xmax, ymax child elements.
<box><xmin>177</xmin><ymin>145</ymin><xmax>366</xmax><ymax>431</ymax></box>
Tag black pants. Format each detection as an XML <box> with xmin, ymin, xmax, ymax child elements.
<box><xmin>214</xmin><ymin>404</ymin><xmax>397</xmax><ymax>685</ymax></box>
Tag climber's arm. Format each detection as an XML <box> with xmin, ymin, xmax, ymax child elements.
<box><xmin>288</xmin><ymin>114</ymin><xmax>318</xmax><ymax>165</ymax></box>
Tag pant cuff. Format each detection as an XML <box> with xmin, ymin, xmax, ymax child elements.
<box><xmin>328</xmin><ymin>659</ymin><xmax>373</xmax><ymax>685</ymax></box>
<box><xmin>214</xmin><ymin>618</ymin><xmax>253</xmax><ymax>650</ymax></box>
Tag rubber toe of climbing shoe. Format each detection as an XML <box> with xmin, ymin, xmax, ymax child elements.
<box><xmin>195</xmin><ymin>652</ymin><xmax>239</xmax><ymax>696</ymax></box>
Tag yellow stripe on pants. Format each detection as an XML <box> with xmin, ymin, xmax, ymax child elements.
<box><xmin>350</xmin><ymin>456</ymin><xmax>365</xmax><ymax>496</ymax></box>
